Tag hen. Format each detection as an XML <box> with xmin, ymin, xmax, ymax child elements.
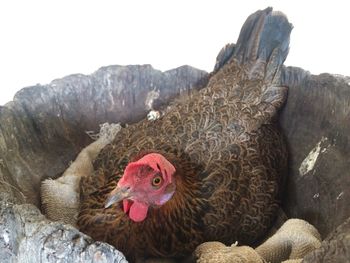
<box><xmin>78</xmin><ymin>8</ymin><xmax>291</xmax><ymax>262</ymax></box>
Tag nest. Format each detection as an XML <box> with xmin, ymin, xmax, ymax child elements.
<box><xmin>0</xmin><ymin>7</ymin><xmax>349</xmax><ymax>263</ymax></box>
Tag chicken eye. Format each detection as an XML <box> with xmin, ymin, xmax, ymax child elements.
<box><xmin>151</xmin><ymin>175</ymin><xmax>163</xmax><ymax>188</ymax></box>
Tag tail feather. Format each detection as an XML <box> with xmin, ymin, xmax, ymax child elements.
<box><xmin>233</xmin><ymin>7</ymin><xmax>292</xmax><ymax>69</ymax></box>
<box><xmin>213</xmin><ymin>8</ymin><xmax>293</xmax><ymax>131</ymax></box>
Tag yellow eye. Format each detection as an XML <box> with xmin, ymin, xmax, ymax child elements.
<box><xmin>152</xmin><ymin>175</ymin><xmax>163</xmax><ymax>187</ymax></box>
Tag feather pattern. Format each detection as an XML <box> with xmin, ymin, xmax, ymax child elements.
<box><xmin>78</xmin><ymin>8</ymin><xmax>291</xmax><ymax>261</ymax></box>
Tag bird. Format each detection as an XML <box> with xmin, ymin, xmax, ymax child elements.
<box><xmin>77</xmin><ymin>8</ymin><xmax>291</xmax><ymax>262</ymax></box>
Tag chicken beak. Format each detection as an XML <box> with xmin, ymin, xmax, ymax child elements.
<box><xmin>105</xmin><ymin>186</ymin><xmax>131</xmax><ymax>208</ymax></box>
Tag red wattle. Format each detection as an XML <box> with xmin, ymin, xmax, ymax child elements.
<box><xmin>129</xmin><ymin>201</ymin><xmax>149</xmax><ymax>222</ymax></box>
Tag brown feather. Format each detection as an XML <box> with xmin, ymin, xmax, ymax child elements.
<box><xmin>78</xmin><ymin>60</ymin><xmax>287</xmax><ymax>260</ymax></box>
<box><xmin>78</xmin><ymin>8</ymin><xmax>290</xmax><ymax>262</ymax></box>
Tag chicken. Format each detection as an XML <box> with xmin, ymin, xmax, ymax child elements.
<box><xmin>77</xmin><ymin>8</ymin><xmax>291</xmax><ymax>262</ymax></box>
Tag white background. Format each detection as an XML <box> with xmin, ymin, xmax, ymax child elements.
<box><xmin>0</xmin><ymin>0</ymin><xmax>349</xmax><ymax>105</ymax></box>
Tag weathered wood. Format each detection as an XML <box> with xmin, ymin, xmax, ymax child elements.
<box><xmin>0</xmin><ymin>193</ymin><xmax>128</xmax><ymax>263</ymax></box>
<box><xmin>280</xmin><ymin>70</ymin><xmax>350</xmax><ymax>238</ymax></box>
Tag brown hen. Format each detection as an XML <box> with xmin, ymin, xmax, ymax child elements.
<box><xmin>78</xmin><ymin>8</ymin><xmax>292</xmax><ymax>262</ymax></box>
